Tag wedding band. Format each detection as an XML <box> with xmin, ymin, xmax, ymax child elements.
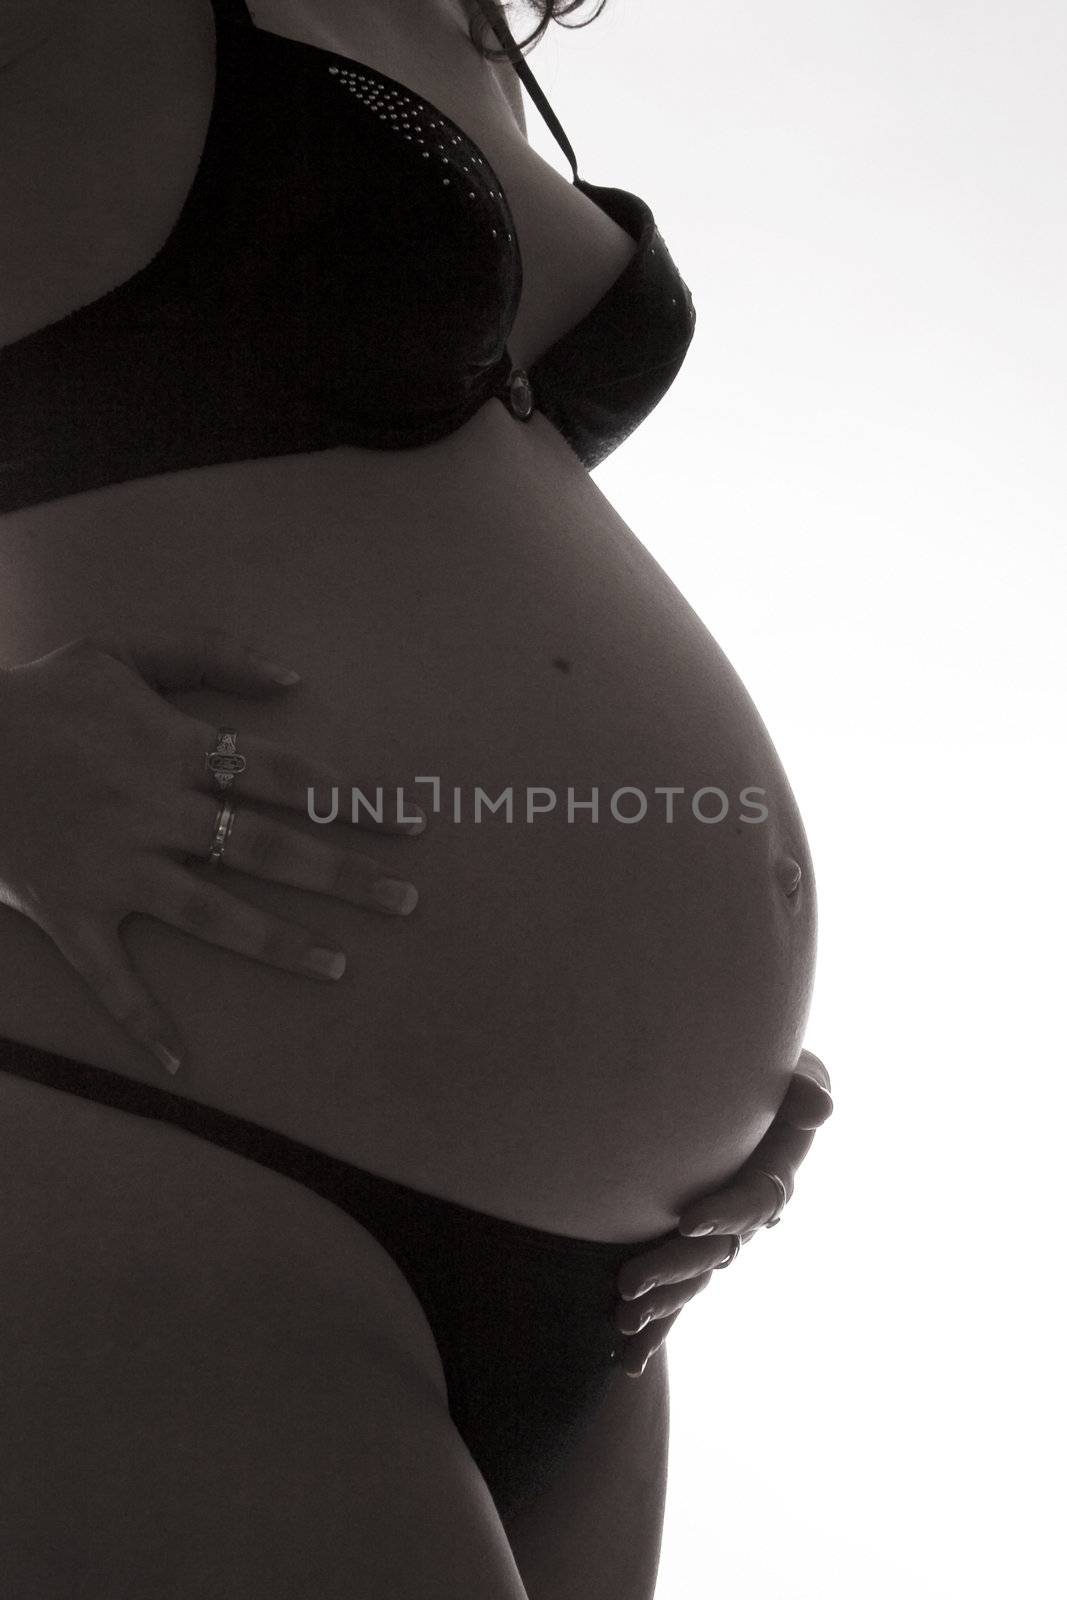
<box><xmin>207</xmin><ymin>796</ymin><xmax>237</xmax><ymax>867</ymax></box>
<box><xmin>719</xmin><ymin>1233</ymin><xmax>742</xmax><ymax>1268</ymax></box>
<box><xmin>751</xmin><ymin>1168</ymin><xmax>788</xmax><ymax>1228</ymax></box>
<box><xmin>206</xmin><ymin>727</ymin><xmax>247</xmax><ymax>791</ymax></box>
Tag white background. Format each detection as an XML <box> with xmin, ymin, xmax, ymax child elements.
<box><xmin>520</xmin><ymin>0</ymin><xmax>1065</xmax><ymax>1594</ymax></box>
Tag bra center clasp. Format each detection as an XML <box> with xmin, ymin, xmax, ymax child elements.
<box><xmin>507</xmin><ymin>367</ymin><xmax>534</xmax><ymax>420</ymax></box>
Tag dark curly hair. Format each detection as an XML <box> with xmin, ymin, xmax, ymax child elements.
<box><xmin>463</xmin><ymin>0</ymin><xmax>610</xmax><ymax>61</ymax></box>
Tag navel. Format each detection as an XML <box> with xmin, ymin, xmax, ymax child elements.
<box><xmin>776</xmin><ymin>856</ymin><xmax>803</xmax><ymax>900</ymax></box>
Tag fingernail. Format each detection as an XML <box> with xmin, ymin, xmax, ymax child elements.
<box><xmin>151</xmin><ymin>1042</ymin><xmax>181</xmax><ymax>1076</ymax></box>
<box><xmin>682</xmin><ymin>1222</ymin><xmax>717</xmax><ymax>1237</ymax></box>
<box><xmin>374</xmin><ymin>878</ymin><xmax>418</xmax><ymax>914</ymax></box>
<box><xmin>300</xmin><ymin>947</ymin><xmax>346</xmax><ymax>979</ymax></box>
<box><xmin>620</xmin><ymin>1281</ymin><xmax>654</xmax><ymax>1301</ymax></box>
<box><xmin>247</xmin><ymin>652</ymin><xmax>301</xmax><ymax>685</ymax></box>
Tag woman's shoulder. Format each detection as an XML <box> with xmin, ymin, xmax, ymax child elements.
<box><xmin>0</xmin><ymin>0</ymin><xmax>212</xmax><ymax>348</ymax></box>
<box><xmin>487</xmin><ymin>39</ymin><xmax>528</xmax><ymax>137</ymax></box>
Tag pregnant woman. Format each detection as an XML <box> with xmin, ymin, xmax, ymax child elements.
<box><xmin>0</xmin><ymin>1</ymin><xmax>832</xmax><ymax>1595</ymax></box>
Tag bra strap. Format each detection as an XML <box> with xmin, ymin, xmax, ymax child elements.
<box><xmin>473</xmin><ymin>1</ymin><xmax>580</xmax><ymax>182</ymax></box>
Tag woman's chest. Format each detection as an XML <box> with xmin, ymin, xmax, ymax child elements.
<box><xmin>0</xmin><ymin>0</ymin><xmax>637</xmax><ymax>376</ymax></box>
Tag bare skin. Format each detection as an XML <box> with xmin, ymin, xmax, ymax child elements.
<box><xmin>0</xmin><ymin>1</ymin><xmax>817</xmax><ymax>1592</ymax></box>
<box><xmin>0</xmin><ymin>1061</ymin><xmax>673</xmax><ymax>1599</ymax></box>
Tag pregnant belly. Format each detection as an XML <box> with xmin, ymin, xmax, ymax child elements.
<box><xmin>0</xmin><ymin>406</ymin><xmax>816</xmax><ymax>1238</ymax></box>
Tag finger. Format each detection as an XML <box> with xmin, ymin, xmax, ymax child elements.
<box><xmin>779</xmin><ymin>1069</ymin><xmax>834</xmax><ymax>1129</ymax></box>
<box><xmin>678</xmin><ymin>1097</ymin><xmax>830</xmax><ymax>1239</ymax></box>
<box><xmin>46</xmin><ymin>918</ymin><xmax>184</xmax><ymax>1078</ymax></box>
<box><xmin>189</xmin><ymin>727</ymin><xmax>426</xmax><ymax>836</ymax></box>
<box><xmin>618</xmin><ymin>1309</ymin><xmax>683</xmax><ymax>1377</ymax></box>
<box><xmin>796</xmin><ymin>1047</ymin><xmax>832</xmax><ymax>1093</ymax></box>
<box><xmin>83</xmin><ymin>626</ymin><xmax>303</xmax><ymax>695</ymax></box>
<box><xmin>738</xmin><ymin>1114</ymin><xmax>819</xmax><ymax>1211</ymax></box>
<box><xmin>678</xmin><ymin>1164</ymin><xmax>793</xmax><ymax>1238</ymax></box>
<box><xmin>617</xmin><ymin>1232</ymin><xmax>745</xmax><ymax>1302</ymax></box>
<box><xmin>616</xmin><ymin>1270</ymin><xmax>715</xmax><ymax>1334</ymax></box>
<box><xmin>150</xmin><ymin>868</ymin><xmax>353</xmax><ymax>978</ymax></box>
<box><xmin>175</xmin><ymin>799</ymin><xmax>418</xmax><ymax>916</ymax></box>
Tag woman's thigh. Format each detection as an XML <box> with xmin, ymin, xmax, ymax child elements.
<box><xmin>503</xmin><ymin>1349</ymin><xmax>670</xmax><ymax>1600</ymax></box>
<box><xmin>0</xmin><ymin>1070</ymin><xmax>531</xmax><ymax>1599</ymax></box>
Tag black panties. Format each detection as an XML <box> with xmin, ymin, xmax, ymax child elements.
<box><xmin>0</xmin><ymin>1035</ymin><xmax>674</xmax><ymax>1518</ymax></box>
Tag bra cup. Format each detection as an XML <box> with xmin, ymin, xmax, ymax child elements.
<box><xmin>0</xmin><ymin>19</ymin><xmax>696</xmax><ymax>509</ymax></box>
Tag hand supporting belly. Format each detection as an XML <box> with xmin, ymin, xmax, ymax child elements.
<box><xmin>0</xmin><ymin>415</ymin><xmax>816</xmax><ymax>1237</ymax></box>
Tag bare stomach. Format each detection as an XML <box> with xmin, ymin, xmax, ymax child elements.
<box><xmin>0</xmin><ymin>403</ymin><xmax>815</xmax><ymax>1239</ymax></box>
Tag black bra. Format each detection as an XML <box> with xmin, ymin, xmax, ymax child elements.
<box><xmin>0</xmin><ymin>0</ymin><xmax>697</xmax><ymax>512</ymax></box>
